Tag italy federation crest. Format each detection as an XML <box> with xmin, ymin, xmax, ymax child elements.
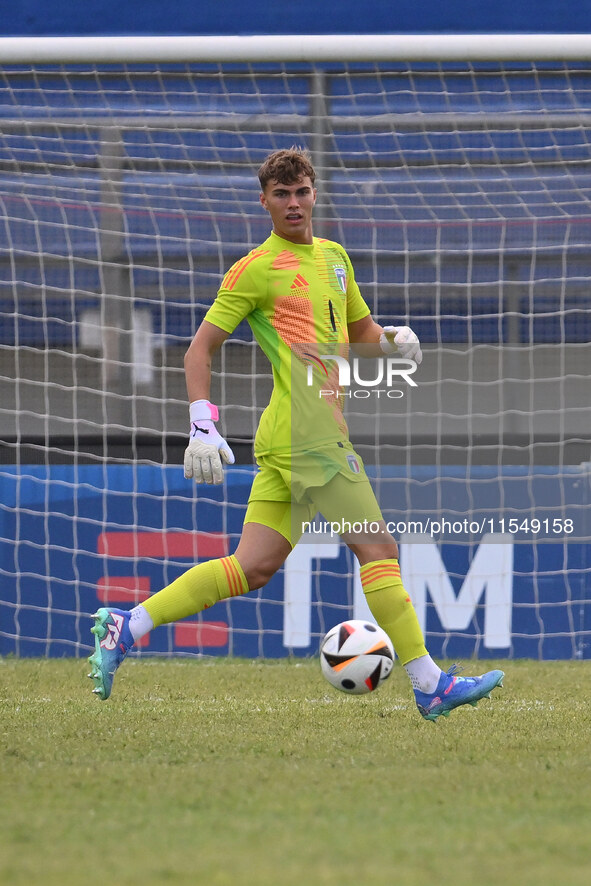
<box><xmin>334</xmin><ymin>266</ymin><xmax>347</xmax><ymax>293</ymax></box>
<box><xmin>346</xmin><ymin>454</ymin><xmax>361</xmax><ymax>474</ymax></box>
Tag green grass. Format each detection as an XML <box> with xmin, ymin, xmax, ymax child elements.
<box><xmin>2</xmin><ymin>657</ymin><xmax>591</xmax><ymax>886</ymax></box>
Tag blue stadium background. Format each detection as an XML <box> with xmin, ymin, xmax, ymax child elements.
<box><xmin>3</xmin><ymin>62</ymin><xmax>591</xmax><ymax>349</ymax></box>
<box><xmin>2</xmin><ymin>2</ymin><xmax>591</xmax><ymax>350</ymax></box>
<box><xmin>1</xmin><ymin>1</ymin><xmax>587</xmax><ymax>37</ymax></box>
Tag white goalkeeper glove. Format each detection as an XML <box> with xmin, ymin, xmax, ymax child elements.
<box><xmin>379</xmin><ymin>325</ymin><xmax>423</xmax><ymax>365</ymax></box>
<box><xmin>184</xmin><ymin>400</ymin><xmax>235</xmax><ymax>485</ymax></box>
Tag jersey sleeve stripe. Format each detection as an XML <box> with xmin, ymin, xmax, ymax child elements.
<box><xmin>222</xmin><ymin>249</ymin><xmax>270</xmax><ymax>291</ymax></box>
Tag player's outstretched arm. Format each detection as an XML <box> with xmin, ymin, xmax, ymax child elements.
<box><xmin>183</xmin><ymin>321</ymin><xmax>234</xmax><ymax>485</ymax></box>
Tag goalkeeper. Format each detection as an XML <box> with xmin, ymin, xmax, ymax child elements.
<box><xmin>88</xmin><ymin>148</ymin><xmax>504</xmax><ymax>721</ymax></box>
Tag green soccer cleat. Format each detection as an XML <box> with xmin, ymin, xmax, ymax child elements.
<box><xmin>88</xmin><ymin>607</ymin><xmax>134</xmax><ymax>700</ymax></box>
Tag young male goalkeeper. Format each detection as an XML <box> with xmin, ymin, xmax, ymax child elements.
<box><xmin>88</xmin><ymin>148</ymin><xmax>504</xmax><ymax>721</ymax></box>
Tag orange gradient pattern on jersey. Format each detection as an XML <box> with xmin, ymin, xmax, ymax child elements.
<box><xmin>271</xmin><ymin>295</ymin><xmax>315</xmax><ymax>345</ymax></box>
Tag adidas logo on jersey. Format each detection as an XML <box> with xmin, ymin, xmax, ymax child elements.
<box><xmin>290</xmin><ymin>273</ymin><xmax>309</xmax><ymax>296</ymax></box>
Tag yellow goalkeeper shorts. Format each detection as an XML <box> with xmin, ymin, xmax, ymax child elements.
<box><xmin>244</xmin><ymin>442</ymin><xmax>383</xmax><ymax>547</ymax></box>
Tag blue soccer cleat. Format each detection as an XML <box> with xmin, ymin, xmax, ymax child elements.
<box><xmin>414</xmin><ymin>664</ymin><xmax>504</xmax><ymax>722</ymax></box>
<box><xmin>87</xmin><ymin>607</ymin><xmax>134</xmax><ymax>700</ymax></box>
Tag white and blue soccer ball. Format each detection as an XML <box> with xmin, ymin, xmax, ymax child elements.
<box><xmin>320</xmin><ymin>619</ymin><xmax>395</xmax><ymax>695</ymax></box>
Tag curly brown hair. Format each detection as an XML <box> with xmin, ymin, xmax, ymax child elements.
<box><xmin>257</xmin><ymin>147</ymin><xmax>316</xmax><ymax>190</ymax></box>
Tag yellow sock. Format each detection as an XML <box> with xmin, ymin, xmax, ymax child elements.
<box><xmin>142</xmin><ymin>555</ymin><xmax>249</xmax><ymax>628</ymax></box>
<box><xmin>360</xmin><ymin>559</ymin><xmax>427</xmax><ymax>666</ymax></box>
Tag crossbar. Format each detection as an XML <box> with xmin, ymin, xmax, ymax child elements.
<box><xmin>1</xmin><ymin>34</ymin><xmax>591</xmax><ymax>64</ymax></box>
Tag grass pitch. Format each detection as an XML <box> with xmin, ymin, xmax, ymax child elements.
<box><xmin>2</xmin><ymin>657</ymin><xmax>591</xmax><ymax>886</ymax></box>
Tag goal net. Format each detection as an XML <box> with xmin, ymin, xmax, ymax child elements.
<box><xmin>1</xmin><ymin>35</ymin><xmax>589</xmax><ymax>661</ymax></box>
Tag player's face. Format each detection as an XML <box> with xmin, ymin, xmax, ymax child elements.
<box><xmin>260</xmin><ymin>176</ymin><xmax>317</xmax><ymax>244</ymax></box>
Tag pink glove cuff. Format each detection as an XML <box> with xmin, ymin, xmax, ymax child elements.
<box><xmin>189</xmin><ymin>399</ymin><xmax>219</xmax><ymax>423</ymax></box>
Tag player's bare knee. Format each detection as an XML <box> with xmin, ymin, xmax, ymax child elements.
<box><xmin>234</xmin><ymin>524</ymin><xmax>291</xmax><ymax>590</ymax></box>
<box><xmin>242</xmin><ymin>558</ymin><xmax>281</xmax><ymax>590</ymax></box>
<box><xmin>235</xmin><ymin>548</ymin><xmax>285</xmax><ymax>589</ymax></box>
<box><xmin>348</xmin><ymin>533</ymin><xmax>399</xmax><ymax>565</ymax></box>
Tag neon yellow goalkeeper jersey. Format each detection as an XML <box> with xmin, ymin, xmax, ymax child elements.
<box><xmin>204</xmin><ymin>230</ymin><xmax>370</xmax><ymax>457</ymax></box>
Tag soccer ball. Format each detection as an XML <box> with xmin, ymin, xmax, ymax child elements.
<box><xmin>319</xmin><ymin>619</ymin><xmax>395</xmax><ymax>695</ymax></box>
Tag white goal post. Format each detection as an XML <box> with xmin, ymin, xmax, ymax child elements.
<box><xmin>2</xmin><ymin>33</ymin><xmax>591</xmax><ymax>63</ymax></box>
<box><xmin>1</xmin><ymin>35</ymin><xmax>590</xmax><ymax>661</ymax></box>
